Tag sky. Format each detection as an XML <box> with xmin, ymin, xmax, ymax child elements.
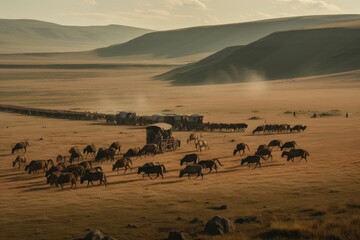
<box><xmin>1</xmin><ymin>0</ymin><xmax>359</xmax><ymax>30</ymax></box>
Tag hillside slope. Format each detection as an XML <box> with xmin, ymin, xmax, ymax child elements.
<box><xmin>0</xmin><ymin>19</ymin><xmax>153</xmax><ymax>53</ymax></box>
<box><xmin>160</xmin><ymin>27</ymin><xmax>360</xmax><ymax>85</ymax></box>
<box><xmin>94</xmin><ymin>15</ymin><xmax>360</xmax><ymax>58</ymax></box>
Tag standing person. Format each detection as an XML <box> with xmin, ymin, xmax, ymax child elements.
<box><xmin>293</xmin><ymin>111</ymin><xmax>296</xmax><ymax>117</ymax></box>
<box><xmin>346</xmin><ymin>113</ymin><xmax>349</xmax><ymax>118</ymax></box>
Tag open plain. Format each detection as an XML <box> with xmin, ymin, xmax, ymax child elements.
<box><xmin>0</xmin><ymin>64</ymin><xmax>359</xmax><ymax>239</ymax></box>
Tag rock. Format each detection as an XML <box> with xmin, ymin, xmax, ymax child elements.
<box><xmin>168</xmin><ymin>231</ymin><xmax>185</xmax><ymax>240</ymax></box>
<box><xmin>126</xmin><ymin>224</ymin><xmax>139</xmax><ymax>228</ymax></box>
<box><xmin>84</xmin><ymin>229</ymin><xmax>105</xmax><ymax>240</ymax></box>
<box><xmin>204</xmin><ymin>216</ymin><xmax>232</xmax><ymax>236</ymax></box>
<box><xmin>83</xmin><ymin>229</ymin><xmax>117</xmax><ymax>240</ymax></box>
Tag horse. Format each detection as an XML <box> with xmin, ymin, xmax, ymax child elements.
<box><xmin>13</xmin><ymin>155</ymin><xmax>27</xmax><ymax>169</ymax></box>
<box><xmin>241</xmin><ymin>156</ymin><xmax>261</xmax><ymax>169</ymax></box>
<box><xmin>198</xmin><ymin>159</ymin><xmax>223</xmax><ymax>173</ymax></box>
<box><xmin>268</xmin><ymin>140</ymin><xmax>283</xmax><ymax>149</ymax></box>
<box><xmin>180</xmin><ymin>154</ymin><xmax>199</xmax><ymax>166</ymax></box>
<box><xmin>195</xmin><ymin>140</ymin><xmax>209</xmax><ymax>152</ymax></box>
<box><xmin>83</xmin><ymin>144</ymin><xmax>97</xmax><ymax>158</ymax></box>
<box><xmin>187</xmin><ymin>133</ymin><xmax>201</xmax><ymax>144</ymax></box>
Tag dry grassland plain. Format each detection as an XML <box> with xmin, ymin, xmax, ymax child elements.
<box><xmin>0</xmin><ymin>65</ymin><xmax>359</xmax><ymax>239</ymax></box>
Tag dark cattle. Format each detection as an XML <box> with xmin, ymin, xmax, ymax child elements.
<box><xmin>138</xmin><ymin>144</ymin><xmax>159</xmax><ymax>158</ymax></box>
<box><xmin>233</xmin><ymin>143</ymin><xmax>250</xmax><ymax>156</ymax></box>
<box><xmin>62</xmin><ymin>164</ymin><xmax>85</xmax><ymax>177</ymax></box>
<box><xmin>55</xmin><ymin>172</ymin><xmax>77</xmax><ymax>189</ymax></box>
<box><xmin>45</xmin><ymin>165</ymin><xmax>65</xmax><ymax>177</ymax></box>
<box><xmin>83</xmin><ymin>144</ymin><xmax>97</xmax><ymax>158</ymax></box>
<box><xmin>13</xmin><ymin>155</ymin><xmax>27</xmax><ymax>169</ymax></box>
<box><xmin>180</xmin><ymin>154</ymin><xmax>199</xmax><ymax>166</ymax></box>
<box><xmin>109</xmin><ymin>142</ymin><xmax>121</xmax><ymax>154</ymax></box>
<box><xmin>25</xmin><ymin>160</ymin><xmax>47</xmax><ymax>174</ymax></box>
<box><xmin>241</xmin><ymin>156</ymin><xmax>261</xmax><ymax>169</ymax></box>
<box><xmin>80</xmin><ymin>171</ymin><xmax>107</xmax><ymax>187</ymax></box>
<box><xmin>198</xmin><ymin>159</ymin><xmax>223</xmax><ymax>173</ymax></box>
<box><xmin>79</xmin><ymin>161</ymin><xmax>92</xmax><ymax>171</ymax></box>
<box><xmin>268</xmin><ymin>140</ymin><xmax>283</xmax><ymax>149</ymax></box>
<box><xmin>282</xmin><ymin>149</ymin><xmax>310</xmax><ymax>162</ymax></box>
<box><xmin>123</xmin><ymin>147</ymin><xmax>140</xmax><ymax>158</ymax></box>
<box><xmin>252</xmin><ymin>126</ymin><xmax>264</xmax><ymax>135</ymax></box>
<box><xmin>56</xmin><ymin>155</ymin><xmax>67</xmax><ymax>162</ymax></box>
<box><xmin>69</xmin><ymin>146</ymin><xmax>83</xmax><ymax>163</ymax></box>
<box><xmin>112</xmin><ymin>158</ymin><xmax>132</xmax><ymax>174</ymax></box>
<box><xmin>255</xmin><ymin>148</ymin><xmax>273</xmax><ymax>161</ymax></box>
<box><xmin>280</xmin><ymin>141</ymin><xmax>296</xmax><ymax>151</ymax></box>
<box><xmin>12</xmin><ymin>141</ymin><xmax>29</xmax><ymax>154</ymax></box>
<box><xmin>257</xmin><ymin>144</ymin><xmax>269</xmax><ymax>152</ymax></box>
<box><xmin>95</xmin><ymin>148</ymin><xmax>115</xmax><ymax>163</ymax></box>
<box><xmin>46</xmin><ymin>171</ymin><xmax>60</xmax><ymax>186</ymax></box>
<box><xmin>179</xmin><ymin>165</ymin><xmax>204</xmax><ymax>179</ymax></box>
<box><xmin>137</xmin><ymin>164</ymin><xmax>166</xmax><ymax>179</ymax></box>
<box><xmin>291</xmin><ymin>125</ymin><xmax>307</xmax><ymax>132</ymax></box>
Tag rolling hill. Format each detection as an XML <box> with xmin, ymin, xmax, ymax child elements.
<box><xmin>0</xmin><ymin>19</ymin><xmax>153</xmax><ymax>53</ymax></box>
<box><xmin>94</xmin><ymin>15</ymin><xmax>360</xmax><ymax>58</ymax></box>
<box><xmin>160</xmin><ymin>26</ymin><xmax>360</xmax><ymax>85</ymax></box>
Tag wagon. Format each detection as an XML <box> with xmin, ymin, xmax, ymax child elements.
<box><xmin>146</xmin><ymin>123</ymin><xmax>180</xmax><ymax>152</ymax></box>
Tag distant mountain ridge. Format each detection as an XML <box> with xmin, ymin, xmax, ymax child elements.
<box><xmin>94</xmin><ymin>15</ymin><xmax>360</xmax><ymax>58</ymax></box>
<box><xmin>160</xmin><ymin>26</ymin><xmax>360</xmax><ymax>85</ymax></box>
<box><xmin>0</xmin><ymin>19</ymin><xmax>153</xmax><ymax>53</ymax></box>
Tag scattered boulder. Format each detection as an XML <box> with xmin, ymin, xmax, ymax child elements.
<box><xmin>204</xmin><ymin>216</ymin><xmax>232</xmax><ymax>236</ymax></box>
<box><xmin>168</xmin><ymin>231</ymin><xmax>185</xmax><ymax>240</ymax></box>
<box><xmin>83</xmin><ymin>229</ymin><xmax>117</xmax><ymax>240</ymax></box>
<box><xmin>83</xmin><ymin>229</ymin><xmax>105</xmax><ymax>240</ymax></box>
<box><xmin>126</xmin><ymin>224</ymin><xmax>139</xmax><ymax>228</ymax></box>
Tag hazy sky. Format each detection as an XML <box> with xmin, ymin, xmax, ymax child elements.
<box><xmin>1</xmin><ymin>0</ymin><xmax>359</xmax><ymax>30</ymax></box>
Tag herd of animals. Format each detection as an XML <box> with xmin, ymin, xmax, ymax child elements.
<box><xmin>10</xmin><ymin>132</ymin><xmax>310</xmax><ymax>189</ymax></box>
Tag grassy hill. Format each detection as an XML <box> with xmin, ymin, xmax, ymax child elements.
<box><xmin>160</xmin><ymin>26</ymin><xmax>360</xmax><ymax>85</ymax></box>
<box><xmin>94</xmin><ymin>15</ymin><xmax>360</xmax><ymax>58</ymax></box>
<box><xmin>0</xmin><ymin>19</ymin><xmax>153</xmax><ymax>53</ymax></box>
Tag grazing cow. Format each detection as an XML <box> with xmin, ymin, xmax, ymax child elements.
<box><xmin>112</xmin><ymin>158</ymin><xmax>132</xmax><ymax>174</ymax></box>
<box><xmin>55</xmin><ymin>172</ymin><xmax>77</xmax><ymax>189</ymax></box>
<box><xmin>252</xmin><ymin>126</ymin><xmax>264</xmax><ymax>135</ymax></box>
<box><xmin>137</xmin><ymin>164</ymin><xmax>166</xmax><ymax>179</ymax></box>
<box><xmin>233</xmin><ymin>143</ymin><xmax>250</xmax><ymax>156</ymax></box>
<box><xmin>241</xmin><ymin>156</ymin><xmax>261</xmax><ymax>169</ymax></box>
<box><xmin>255</xmin><ymin>148</ymin><xmax>273</xmax><ymax>161</ymax></box>
<box><xmin>62</xmin><ymin>164</ymin><xmax>85</xmax><ymax>177</ymax></box>
<box><xmin>257</xmin><ymin>144</ymin><xmax>269</xmax><ymax>152</ymax></box>
<box><xmin>56</xmin><ymin>155</ymin><xmax>67</xmax><ymax>162</ymax></box>
<box><xmin>187</xmin><ymin>133</ymin><xmax>201</xmax><ymax>144</ymax></box>
<box><xmin>80</xmin><ymin>170</ymin><xmax>107</xmax><ymax>187</ymax></box>
<box><xmin>13</xmin><ymin>155</ymin><xmax>27</xmax><ymax>169</ymax></box>
<box><xmin>282</xmin><ymin>149</ymin><xmax>310</xmax><ymax>162</ymax></box>
<box><xmin>95</xmin><ymin>148</ymin><xmax>115</xmax><ymax>163</ymax></box>
<box><xmin>280</xmin><ymin>141</ymin><xmax>296</xmax><ymax>151</ymax></box>
<box><xmin>69</xmin><ymin>147</ymin><xmax>83</xmax><ymax>163</ymax></box>
<box><xmin>83</xmin><ymin>144</ymin><xmax>97</xmax><ymax>158</ymax></box>
<box><xmin>179</xmin><ymin>165</ymin><xmax>204</xmax><ymax>179</ymax></box>
<box><xmin>25</xmin><ymin>160</ymin><xmax>48</xmax><ymax>174</ymax></box>
<box><xmin>46</xmin><ymin>171</ymin><xmax>60</xmax><ymax>186</ymax></box>
<box><xmin>180</xmin><ymin>154</ymin><xmax>199</xmax><ymax>166</ymax></box>
<box><xmin>45</xmin><ymin>165</ymin><xmax>65</xmax><ymax>177</ymax></box>
<box><xmin>109</xmin><ymin>142</ymin><xmax>122</xmax><ymax>154</ymax></box>
<box><xmin>138</xmin><ymin>144</ymin><xmax>159</xmax><ymax>158</ymax></box>
<box><xmin>123</xmin><ymin>147</ymin><xmax>140</xmax><ymax>158</ymax></box>
<box><xmin>198</xmin><ymin>159</ymin><xmax>223</xmax><ymax>173</ymax></box>
<box><xmin>268</xmin><ymin>140</ymin><xmax>283</xmax><ymax>149</ymax></box>
<box><xmin>195</xmin><ymin>140</ymin><xmax>209</xmax><ymax>152</ymax></box>
<box><xmin>290</xmin><ymin>125</ymin><xmax>307</xmax><ymax>132</ymax></box>
<box><xmin>12</xmin><ymin>141</ymin><xmax>29</xmax><ymax>154</ymax></box>
<box><xmin>79</xmin><ymin>161</ymin><xmax>92</xmax><ymax>171</ymax></box>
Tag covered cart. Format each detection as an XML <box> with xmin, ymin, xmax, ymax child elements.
<box><xmin>146</xmin><ymin>123</ymin><xmax>180</xmax><ymax>152</ymax></box>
